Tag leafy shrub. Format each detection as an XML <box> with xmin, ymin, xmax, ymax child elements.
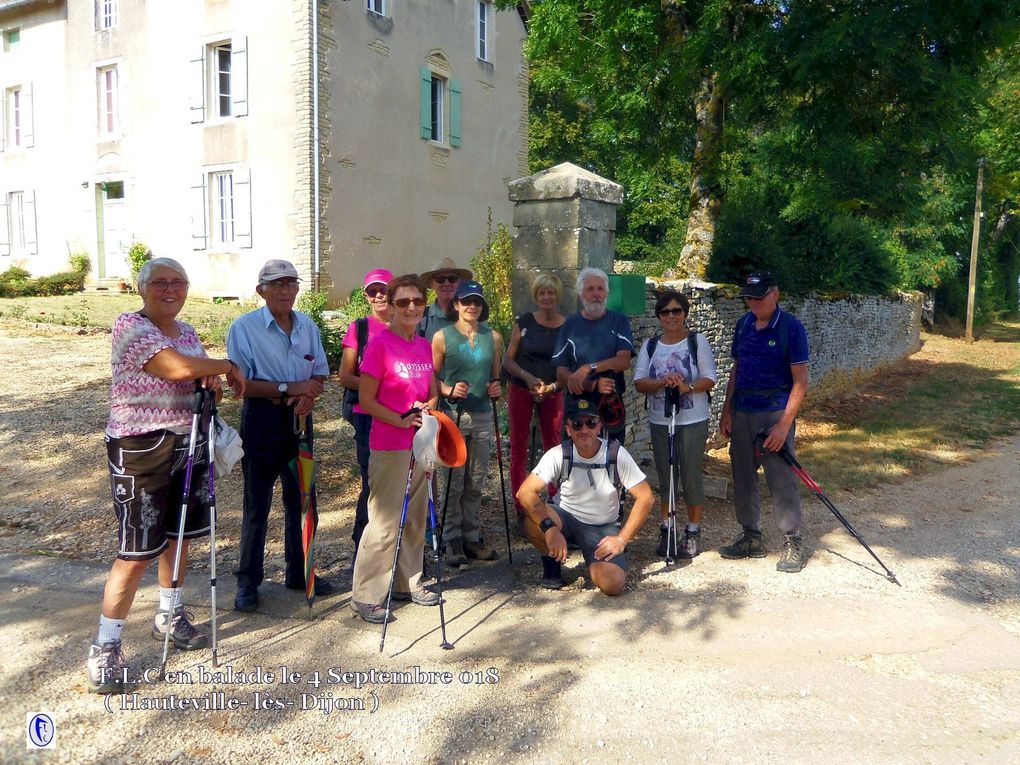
<box><xmin>128</xmin><ymin>242</ymin><xmax>151</xmax><ymax>281</ymax></box>
<box><xmin>0</xmin><ymin>266</ymin><xmax>37</xmax><ymax>298</ymax></box>
<box><xmin>470</xmin><ymin>211</ymin><xmax>514</xmax><ymax>340</ymax></box>
<box><xmin>297</xmin><ymin>289</ymin><xmax>344</xmax><ymax>371</ymax></box>
<box><xmin>69</xmin><ymin>253</ymin><xmax>91</xmax><ymax>275</ymax></box>
<box><xmin>33</xmin><ymin>271</ymin><xmax>86</xmax><ymax>296</ymax></box>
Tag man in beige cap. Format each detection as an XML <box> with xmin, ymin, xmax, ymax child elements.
<box><xmin>227</xmin><ymin>260</ymin><xmax>333</xmax><ymax>612</ymax></box>
<box><xmin>417</xmin><ymin>256</ymin><xmax>472</xmax><ymax>340</ymax></box>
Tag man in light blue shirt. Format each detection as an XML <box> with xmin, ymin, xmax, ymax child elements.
<box><xmin>227</xmin><ymin>260</ymin><xmax>331</xmax><ymax>612</ymax></box>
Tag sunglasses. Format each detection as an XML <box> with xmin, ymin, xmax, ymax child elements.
<box><xmin>433</xmin><ymin>274</ymin><xmax>460</xmax><ymax>285</ymax></box>
<box><xmin>365</xmin><ymin>286</ymin><xmax>387</xmax><ymax>299</ymax></box>
<box><xmin>658</xmin><ymin>307</ymin><xmax>685</xmax><ymax>316</ymax></box>
<box><xmin>568</xmin><ymin>417</ymin><xmax>601</xmax><ymax>430</ymax></box>
<box><xmin>458</xmin><ymin>295</ymin><xmax>485</xmax><ymax>307</ymax></box>
<box><xmin>150</xmin><ymin>279</ymin><xmax>189</xmax><ymax>291</ymax></box>
<box><xmin>393</xmin><ymin>297</ymin><xmax>428</xmax><ymax>308</ymax></box>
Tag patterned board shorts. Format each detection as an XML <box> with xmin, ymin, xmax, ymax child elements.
<box><xmin>106</xmin><ymin>429</ymin><xmax>211</xmax><ymax>561</ymax></box>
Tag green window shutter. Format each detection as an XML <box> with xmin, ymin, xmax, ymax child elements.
<box><xmin>419</xmin><ymin>67</ymin><xmax>432</xmax><ymax>139</ymax></box>
<box><xmin>450</xmin><ymin>79</ymin><xmax>461</xmax><ymax>147</ymax></box>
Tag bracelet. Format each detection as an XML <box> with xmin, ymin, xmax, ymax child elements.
<box><xmin>226</xmin><ymin>359</ymin><xmax>239</xmax><ymax>374</ymax></box>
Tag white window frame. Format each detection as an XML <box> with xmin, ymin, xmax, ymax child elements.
<box><xmin>211</xmin><ymin>170</ymin><xmax>235</xmax><ymax>247</ymax></box>
<box><xmin>2</xmin><ymin>28</ymin><xmax>20</xmax><ymax>53</ymax></box>
<box><xmin>212</xmin><ymin>43</ymin><xmax>232</xmax><ymax>119</ymax></box>
<box><xmin>2</xmin><ymin>83</ymin><xmax>33</xmax><ymax>152</ymax></box>
<box><xmin>430</xmin><ymin>74</ymin><xmax>445</xmax><ymax>144</ymax></box>
<box><xmin>1</xmin><ymin>190</ymin><xmax>37</xmax><ymax>257</ymax></box>
<box><xmin>476</xmin><ymin>1</ymin><xmax>493</xmax><ymax>62</ymax></box>
<box><xmin>8</xmin><ymin>191</ymin><xmax>25</xmax><ymax>255</ymax></box>
<box><xmin>191</xmin><ymin>35</ymin><xmax>248</xmax><ymax>124</ymax></box>
<box><xmin>96</xmin><ymin>64</ymin><xmax>120</xmax><ymax>138</ymax></box>
<box><xmin>192</xmin><ymin>166</ymin><xmax>252</xmax><ymax>251</ymax></box>
<box><xmin>366</xmin><ymin>0</ymin><xmax>387</xmax><ymax>18</ymax></box>
<box><xmin>96</xmin><ymin>0</ymin><xmax>117</xmax><ymax>32</ymax></box>
<box><xmin>8</xmin><ymin>87</ymin><xmax>21</xmax><ymax>147</ymax></box>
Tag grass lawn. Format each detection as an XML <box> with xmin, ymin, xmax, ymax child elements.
<box><xmin>0</xmin><ymin>293</ymin><xmax>250</xmax><ymax>344</ymax></box>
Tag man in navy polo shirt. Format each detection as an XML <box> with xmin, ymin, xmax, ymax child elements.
<box><xmin>719</xmin><ymin>270</ymin><xmax>810</xmax><ymax>572</ymax></box>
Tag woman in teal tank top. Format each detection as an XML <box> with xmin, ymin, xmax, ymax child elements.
<box><xmin>431</xmin><ymin>280</ymin><xmax>504</xmax><ymax>566</ymax></box>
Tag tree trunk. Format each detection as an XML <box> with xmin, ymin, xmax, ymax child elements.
<box><xmin>677</xmin><ymin>71</ymin><xmax>725</xmax><ymax>278</ymax></box>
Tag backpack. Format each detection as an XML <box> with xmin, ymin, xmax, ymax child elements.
<box><xmin>556</xmin><ymin>438</ymin><xmax>623</xmax><ymax>494</ymax></box>
<box><xmin>644</xmin><ymin>331</ymin><xmax>712</xmax><ymax>406</ymax></box>
<box><xmin>341</xmin><ymin>317</ymin><xmax>369</xmax><ymax>423</ymax></box>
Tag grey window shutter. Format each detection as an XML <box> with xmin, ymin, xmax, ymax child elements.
<box><xmin>234</xmin><ymin>168</ymin><xmax>252</xmax><ymax>249</ymax></box>
<box><xmin>231</xmin><ymin>36</ymin><xmax>248</xmax><ymax>118</ymax></box>
<box><xmin>191</xmin><ymin>176</ymin><xmax>207</xmax><ymax>250</ymax></box>
<box><xmin>190</xmin><ymin>48</ymin><xmax>206</xmax><ymax>124</ymax></box>
<box><xmin>24</xmin><ymin>190</ymin><xmax>38</xmax><ymax>254</ymax></box>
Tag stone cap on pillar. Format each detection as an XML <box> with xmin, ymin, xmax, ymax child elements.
<box><xmin>508</xmin><ymin>162</ymin><xmax>624</xmax><ymax>205</ymax></box>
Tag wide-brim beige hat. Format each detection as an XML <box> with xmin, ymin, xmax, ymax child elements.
<box><xmin>420</xmin><ymin>257</ymin><xmax>473</xmax><ymax>284</ymax></box>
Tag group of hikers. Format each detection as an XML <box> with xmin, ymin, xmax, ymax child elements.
<box><xmin>87</xmin><ymin>255</ymin><xmax>809</xmax><ymax>694</ymax></box>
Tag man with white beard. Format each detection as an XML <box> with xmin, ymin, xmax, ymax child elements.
<box><xmin>552</xmin><ymin>268</ymin><xmax>635</xmax><ymax>443</ymax></box>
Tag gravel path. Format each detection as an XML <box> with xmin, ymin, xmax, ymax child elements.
<box><xmin>1</xmin><ymin>320</ymin><xmax>1018</xmax><ymax>764</ymax></box>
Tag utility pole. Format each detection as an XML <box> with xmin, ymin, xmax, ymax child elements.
<box><xmin>965</xmin><ymin>158</ymin><xmax>985</xmax><ymax>344</ymax></box>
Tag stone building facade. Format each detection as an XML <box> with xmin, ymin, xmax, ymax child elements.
<box><xmin>0</xmin><ymin>0</ymin><xmax>529</xmax><ymax>298</ymax></box>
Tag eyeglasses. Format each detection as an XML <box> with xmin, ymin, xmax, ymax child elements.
<box><xmin>458</xmin><ymin>296</ymin><xmax>485</xmax><ymax>307</ymax></box>
<box><xmin>658</xmin><ymin>307</ymin><xmax>685</xmax><ymax>316</ymax></box>
<box><xmin>264</xmin><ymin>279</ymin><xmax>299</xmax><ymax>290</ymax></box>
<box><xmin>365</xmin><ymin>286</ymin><xmax>387</xmax><ymax>299</ymax></box>
<box><xmin>393</xmin><ymin>297</ymin><xmax>428</xmax><ymax>308</ymax></box>
<box><xmin>150</xmin><ymin>279</ymin><xmax>189</xmax><ymax>291</ymax></box>
<box><xmin>568</xmin><ymin>417</ymin><xmax>601</xmax><ymax>430</ymax></box>
<box><xmin>433</xmin><ymin>274</ymin><xmax>460</xmax><ymax>285</ymax></box>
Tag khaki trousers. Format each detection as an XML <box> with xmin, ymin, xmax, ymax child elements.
<box><xmin>351</xmin><ymin>449</ymin><xmax>428</xmax><ymax>606</ymax></box>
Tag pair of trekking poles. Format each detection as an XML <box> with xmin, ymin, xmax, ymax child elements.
<box><xmin>379</xmin><ymin>381</ymin><xmax>514</xmax><ymax>654</ymax></box>
<box><xmin>160</xmin><ymin>382</ymin><xmax>221</xmax><ymax>679</ymax></box>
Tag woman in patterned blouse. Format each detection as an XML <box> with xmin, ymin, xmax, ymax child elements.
<box><xmin>86</xmin><ymin>257</ymin><xmax>246</xmax><ymax>695</ymax></box>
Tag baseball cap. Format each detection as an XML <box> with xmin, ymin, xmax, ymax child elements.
<box><xmin>738</xmin><ymin>270</ymin><xmax>778</xmax><ymax>299</ymax></box>
<box><xmin>564</xmin><ymin>394</ymin><xmax>600</xmax><ymax>420</ymax></box>
<box><xmin>364</xmin><ymin>268</ymin><xmax>393</xmax><ymax>289</ymax></box>
<box><xmin>455</xmin><ymin>280</ymin><xmax>486</xmax><ymax>301</ymax></box>
<box><xmin>259</xmin><ymin>259</ymin><xmax>300</xmax><ymax>283</ymax></box>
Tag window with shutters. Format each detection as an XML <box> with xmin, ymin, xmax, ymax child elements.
<box><xmin>96</xmin><ymin>0</ymin><xmax>117</xmax><ymax>31</ymax></box>
<box><xmin>2</xmin><ymin>83</ymin><xmax>33</xmax><ymax>152</ymax></box>
<box><xmin>190</xmin><ymin>36</ymin><xmax>248</xmax><ymax>124</ymax></box>
<box><xmin>1</xmin><ymin>190</ymin><xmax>37</xmax><ymax>257</ymax></box>
<box><xmin>419</xmin><ymin>60</ymin><xmax>461</xmax><ymax>148</ymax></box>
<box><xmin>191</xmin><ymin>167</ymin><xmax>252</xmax><ymax>251</ymax></box>
<box><xmin>5</xmin><ymin>87</ymin><xmax>21</xmax><ymax>148</ymax></box>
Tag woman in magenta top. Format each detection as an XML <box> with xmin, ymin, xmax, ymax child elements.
<box><xmin>338</xmin><ymin>268</ymin><xmax>393</xmax><ymax>559</ymax></box>
<box><xmin>349</xmin><ymin>274</ymin><xmax>440</xmax><ymax>624</ymax></box>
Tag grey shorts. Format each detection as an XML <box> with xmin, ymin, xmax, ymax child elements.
<box><xmin>551</xmin><ymin>506</ymin><xmax>628</xmax><ymax>572</ymax></box>
<box><xmin>650</xmin><ymin>419</ymin><xmax>708</xmax><ymax>506</ymax></box>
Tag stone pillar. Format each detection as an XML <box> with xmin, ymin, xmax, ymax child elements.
<box><xmin>507</xmin><ymin>162</ymin><xmax>624</xmax><ymax>315</ymax></box>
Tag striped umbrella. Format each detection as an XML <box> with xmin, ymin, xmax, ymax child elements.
<box><xmin>290</xmin><ymin>414</ymin><xmax>318</xmax><ymax>611</ymax></box>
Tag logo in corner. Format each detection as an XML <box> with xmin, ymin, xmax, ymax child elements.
<box><xmin>768</xmin><ymin>339</ymin><xmax>777</xmax><ymax>348</ymax></box>
<box><xmin>394</xmin><ymin>361</ymin><xmax>411</xmax><ymax>380</ymax></box>
<box><xmin>26</xmin><ymin>712</ymin><xmax>56</xmax><ymax>750</ymax></box>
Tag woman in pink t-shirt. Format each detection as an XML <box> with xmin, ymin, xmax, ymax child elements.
<box><xmin>350</xmin><ymin>275</ymin><xmax>440</xmax><ymax>624</ymax></box>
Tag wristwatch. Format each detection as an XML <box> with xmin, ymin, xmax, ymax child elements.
<box><xmin>539</xmin><ymin>518</ymin><xmax>556</xmax><ymax>533</ymax></box>
<box><xmin>278</xmin><ymin>382</ymin><xmax>289</xmax><ymax>396</ymax></box>
<box><xmin>588</xmin><ymin>361</ymin><xmax>597</xmax><ymax>373</ymax></box>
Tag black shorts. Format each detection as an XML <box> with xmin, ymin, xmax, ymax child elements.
<box><xmin>106</xmin><ymin>429</ymin><xmax>211</xmax><ymax>561</ymax></box>
<box><xmin>551</xmin><ymin>506</ymin><xmax>628</xmax><ymax>572</ymax></box>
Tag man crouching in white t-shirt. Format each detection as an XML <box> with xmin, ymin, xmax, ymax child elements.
<box><xmin>516</xmin><ymin>395</ymin><xmax>653</xmax><ymax>595</ymax></box>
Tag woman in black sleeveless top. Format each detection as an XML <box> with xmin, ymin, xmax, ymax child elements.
<box><xmin>502</xmin><ymin>274</ymin><xmax>566</xmax><ymax>522</ymax></box>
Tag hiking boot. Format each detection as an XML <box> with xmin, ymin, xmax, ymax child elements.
<box><xmin>539</xmin><ymin>575</ymin><xmax>566</xmax><ymax>590</ymax></box>
<box><xmin>656</xmin><ymin>525</ymin><xmax>670</xmax><ymax>557</ymax></box>
<box><xmin>350</xmin><ymin>601</ymin><xmax>393</xmax><ymax>624</ymax></box>
<box><xmin>87</xmin><ymin>640</ymin><xmax>126</xmax><ymax>694</ymax></box>
<box><xmin>719</xmin><ymin>528</ymin><xmax>766</xmax><ymax>559</ymax></box>
<box><xmin>678</xmin><ymin>528</ymin><xmax>701</xmax><ymax>559</ymax></box>
<box><xmin>446</xmin><ymin>538</ymin><xmax>468</xmax><ymax>567</ymax></box>
<box><xmin>152</xmin><ymin>608</ymin><xmax>208</xmax><ymax>650</ymax></box>
<box><xmin>776</xmin><ymin>535</ymin><xmax>805</xmax><ymax>573</ymax></box>
<box><xmin>234</xmin><ymin>585</ymin><xmax>258</xmax><ymax>612</ymax></box>
<box><xmin>393</xmin><ymin>585</ymin><xmax>442</xmax><ymax>606</ymax></box>
<box><xmin>464</xmin><ymin>540</ymin><xmax>498</xmax><ymax>561</ymax></box>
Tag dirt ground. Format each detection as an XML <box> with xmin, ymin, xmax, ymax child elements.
<box><xmin>1</xmin><ymin>319</ymin><xmax>1018</xmax><ymax>764</ymax></box>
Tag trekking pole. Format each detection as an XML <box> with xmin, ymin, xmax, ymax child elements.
<box><xmin>206</xmin><ymin>393</ymin><xmax>219</xmax><ymax>667</ymax></box>
<box><xmin>425</xmin><ymin>474</ymin><xmax>454</xmax><ymax>650</ymax></box>
<box><xmin>438</xmin><ymin>381</ymin><xmax>467</xmax><ymax>550</ymax></box>
<box><xmin>380</xmin><ymin>451</ymin><xmax>417</xmax><ymax>654</ymax></box>
<box><xmin>755</xmin><ymin>432</ymin><xmax>901</xmax><ymax>586</ymax></box>
<box><xmin>528</xmin><ymin>417</ymin><xmax>538</xmax><ymax>471</ymax></box>
<box><xmin>664</xmin><ymin>386</ymin><xmax>680</xmax><ymax>565</ymax></box>
<box><xmin>490</xmin><ymin>379</ymin><xmax>513</xmax><ymax>566</ymax></box>
<box><xmin>161</xmin><ymin>383</ymin><xmax>207</xmax><ymax>679</ymax></box>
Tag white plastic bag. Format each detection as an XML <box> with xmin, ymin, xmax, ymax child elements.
<box><xmin>214</xmin><ymin>416</ymin><xmax>244</xmax><ymax>476</ymax></box>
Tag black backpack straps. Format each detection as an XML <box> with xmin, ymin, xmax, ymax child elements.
<box><xmin>605</xmin><ymin>438</ymin><xmax>622</xmax><ymax>493</ymax></box>
<box><xmin>558</xmin><ymin>439</ymin><xmax>574</xmax><ymax>488</ymax></box>
<box><xmin>356</xmin><ymin>317</ymin><xmax>369</xmax><ymax>369</ymax></box>
<box><xmin>646</xmin><ymin>334</ymin><xmax>660</xmax><ymax>362</ymax></box>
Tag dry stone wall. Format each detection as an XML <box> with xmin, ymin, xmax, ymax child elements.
<box><xmin>621</xmin><ymin>279</ymin><xmax>923</xmax><ymax>473</ymax></box>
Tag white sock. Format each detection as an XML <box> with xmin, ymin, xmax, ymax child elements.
<box><xmin>158</xmin><ymin>587</ymin><xmax>182</xmax><ymax>614</ymax></box>
<box><xmin>97</xmin><ymin>615</ymin><xmax>125</xmax><ymax>645</ymax></box>
<box><xmin>687</xmin><ymin>523</ymin><xmax>700</xmax><ymax>533</ymax></box>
